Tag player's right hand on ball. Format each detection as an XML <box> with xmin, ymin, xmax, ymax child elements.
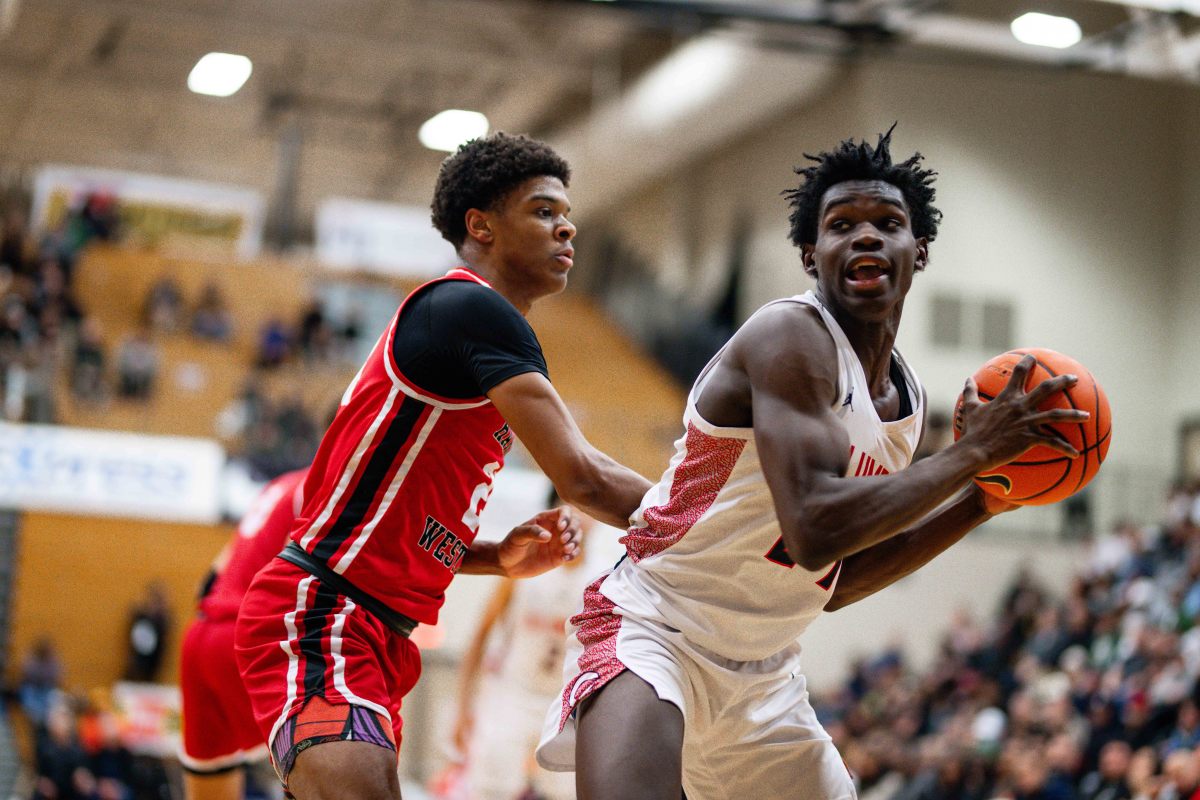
<box><xmin>956</xmin><ymin>354</ymin><xmax>1089</xmax><ymax>472</ymax></box>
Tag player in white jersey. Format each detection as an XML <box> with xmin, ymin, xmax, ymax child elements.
<box><xmin>536</xmin><ymin>127</ymin><xmax>1090</xmax><ymax>800</ymax></box>
<box><xmin>453</xmin><ymin>490</ymin><xmax>615</xmax><ymax>800</ymax></box>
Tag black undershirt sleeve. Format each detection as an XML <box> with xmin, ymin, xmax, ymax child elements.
<box><xmin>391</xmin><ymin>281</ymin><xmax>549</xmax><ymax>400</ymax></box>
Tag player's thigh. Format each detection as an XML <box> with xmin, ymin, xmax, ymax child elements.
<box><xmin>288</xmin><ymin>739</ymin><xmax>401</xmax><ymax>800</ymax></box>
<box><xmin>576</xmin><ymin>670</ymin><xmax>685</xmax><ymax>800</ymax></box>
<box><xmin>182</xmin><ymin>768</ymin><xmax>243</xmax><ymax>800</ymax></box>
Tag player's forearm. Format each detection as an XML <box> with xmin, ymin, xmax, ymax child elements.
<box><xmin>783</xmin><ymin>440</ymin><xmax>989</xmax><ymax>569</ymax></box>
<box><xmin>459</xmin><ymin>542</ymin><xmax>506</xmax><ymax>576</ymax></box>
<box><xmin>824</xmin><ymin>488</ymin><xmax>992</xmax><ymax>611</ymax></box>
<box><xmin>558</xmin><ymin>452</ymin><xmax>650</xmax><ymax>530</ymax></box>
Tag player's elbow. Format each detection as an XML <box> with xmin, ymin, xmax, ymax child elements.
<box><xmin>782</xmin><ymin>513</ymin><xmax>842</xmax><ymax>572</ymax></box>
<box><xmin>552</xmin><ymin>458</ymin><xmax>608</xmax><ymax>511</ymax></box>
<box><xmin>795</xmin><ymin>550</ymin><xmax>838</xmax><ymax>573</ymax></box>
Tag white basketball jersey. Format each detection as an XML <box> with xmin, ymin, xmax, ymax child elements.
<box><xmin>599</xmin><ymin>290</ymin><xmax>926</xmax><ymax>662</ymax></box>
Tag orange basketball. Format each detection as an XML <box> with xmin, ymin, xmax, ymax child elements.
<box><xmin>952</xmin><ymin>348</ymin><xmax>1111</xmax><ymax>506</ymax></box>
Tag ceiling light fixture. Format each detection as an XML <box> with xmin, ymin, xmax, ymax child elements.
<box><xmin>418</xmin><ymin>109</ymin><xmax>489</xmax><ymax>152</ymax></box>
<box><xmin>628</xmin><ymin>36</ymin><xmax>742</xmax><ymax>130</ymax></box>
<box><xmin>1010</xmin><ymin>12</ymin><xmax>1082</xmax><ymax>49</ymax></box>
<box><xmin>188</xmin><ymin>52</ymin><xmax>253</xmax><ymax>97</ymax></box>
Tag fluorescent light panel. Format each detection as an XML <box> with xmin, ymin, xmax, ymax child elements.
<box><xmin>188</xmin><ymin>52</ymin><xmax>253</xmax><ymax>97</ymax></box>
<box><xmin>419</xmin><ymin>109</ymin><xmax>489</xmax><ymax>152</ymax></box>
<box><xmin>628</xmin><ymin>36</ymin><xmax>742</xmax><ymax>130</ymax></box>
<box><xmin>1011</xmin><ymin>12</ymin><xmax>1082</xmax><ymax>49</ymax></box>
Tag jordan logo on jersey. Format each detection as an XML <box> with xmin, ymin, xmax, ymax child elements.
<box><xmin>493</xmin><ymin>423</ymin><xmax>514</xmax><ymax>454</ymax></box>
<box><xmin>417</xmin><ymin>515</ymin><xmax>468</xmax><ymax>572</ymax></box>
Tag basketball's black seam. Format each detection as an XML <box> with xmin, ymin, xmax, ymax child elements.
<box><xmin>1013</xmin><ymin>458</ymin><xmax>1073</xmax><ymax>502</ymax></box>
<box><xmin>1009</xmin><ymin>439</ymin><xmax>1108</xmax><ymax>466</ymax></box>
<box><xmin>1028</xmin><ymin>351</ymin><xmax>1091</xmax><ymax>494</ymax></box>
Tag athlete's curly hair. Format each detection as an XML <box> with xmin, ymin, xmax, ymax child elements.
<box><xmin>431</xmin><ymin>132</ymin><xmax>571</xmax><ymax>249</ymax></box>
<box><xmin>783</xmin><ymin>124</ymin><xmax>941</xmax><ymax>248</ymax></box>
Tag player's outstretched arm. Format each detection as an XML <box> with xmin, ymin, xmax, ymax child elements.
<box><xmin>742</xmin><ymin>307</ymin><xmax>1085</xmax><ymax>571</ymax></box>
<box><xmin>488</xmin><ymin>372</ymin><xmax>651</xmax><ymax>529</ymax></box>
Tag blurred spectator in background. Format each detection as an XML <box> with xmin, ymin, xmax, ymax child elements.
<box><xmin>296</xmin><ymin>299</ymin><xmax>332</xmax><ymax>362</ymax></box>
<box><xmin>142</xmin><ymin>277</ymin><xmax>182</xmax><ymax>334</ymax></box>
<box><xmin>70</xmin><ymin>316</ymin><xmax>107</xmax><ymax>403</ymax></box>
<box><xmin>189</xmin><ymin>282</ymin><xmax>232</xmax><ymax>342</ymax></box>
<box><xmin>124</xmin><ymin>583</ymin><xmax>170</xmax><ymax>683</ymax></box>
<box><xmin>115</xmin><ymin>326</ymin><xmax>158</xmax><ymax>400</ymax></box>
<box><xmin>1163</xmin><ymin>701</ymin><xmax>1200</xmax><ymax>759</ymax></box>
<box><xmin>1</xmin><ymin>293</ymin><xmax>38</xmax><ymax>420</ymax></box>
<box><xmin>19</xmin><ymin>637</ymin><xmax>64</xmax><ymax>728</ymax></box>
<box><xmin>1158</xmin><ymin>748</ymin><xmax>1200</xmax><ymax>800</ymax></box>
<box><xmin>32</xmin><ymin>257</ymin><xmax>81</xmax><ymax>327</ymax></box>
<box><xmin>60</xmin><ymin>192</ymin><xmax>119</xmax><ymax>267</ymax></box>
<box><xmin>254</xmin><ymin>318</ymin><xmax>289</xmax><ymax>369</ymax></box>
<box><xmin>240</xmin><ymin>398</ymin><xmax>320</xmax><ymax>480</ymax></box>
<box><xmin>33</xmin><ymin>700</ymin><xmax>96</xmax><ymax>800</ymax></box>
<box><xmin>338</xmin><ymin>305</ymin><xmax>363</xmax><ymax>355</ymax></box>
<box><xmin>81</xmin><ymin>710</ymin><xmax>134</xmax><ymax>800</ymax></box>
<box><xmin>214</xmin><ymin>376</ymin><xmax>268</xmax><ymax>444</ymax></box>
<box><xmin>1078</xmin><ymin>741</ymin><xmax>1133</xmax><ymax>800</ymax></box>
<box><xmin>1</xmin><ymin>206</ymin><xmax>33</xmax><ymax>277</ymax></box>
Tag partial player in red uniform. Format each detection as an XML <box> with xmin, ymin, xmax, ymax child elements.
<box><xmin>180</xmin><ymin>467</ymin><xmax>307</xmax><ymax>800</ymax></box>
<box><xmin>235</xmin><ymin>133</ymin><xmax>651</xmax><ymax>800</ymax></box>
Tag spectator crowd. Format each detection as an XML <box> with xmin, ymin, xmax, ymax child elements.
<box><xmin>0</xmin><ymin>193</ymin><xmax>350</xmax><ymax>483</ymax></box>
<box><xmin>820</xmin><ymin>483</ymin><xmax>1200</xmax><ymax>800</ymax></box>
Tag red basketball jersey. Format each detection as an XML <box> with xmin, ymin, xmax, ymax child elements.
<box><xmin>200</xmin><ymin>468</ymin><xmax>307</xmax><ymax>623</ymax></box>
<box><xmin>292</xmin><ymin>269</ymin><xmax>516</xmax><ymax>624</ymax></box>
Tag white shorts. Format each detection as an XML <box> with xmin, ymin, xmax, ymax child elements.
<box><xmin>536</xmin><ymin>582</ymin><xmax>856</xmax><ymax>800</ymax></box>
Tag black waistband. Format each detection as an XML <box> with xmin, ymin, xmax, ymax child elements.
<box><xmin>278</xmin><ymin>542</ymin><xmax>418</xmax><ymax>638</ymax></box>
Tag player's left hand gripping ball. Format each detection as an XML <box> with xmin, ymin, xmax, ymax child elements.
<box><xmin>498</xmin><ymin>506</ymin><xmax>583</xmax><ymax>578</ymax></box>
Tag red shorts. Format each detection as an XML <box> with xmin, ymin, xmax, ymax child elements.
<box><xmin>234</xmin><ymin>558</ymin><xmax>422</xmax><ymax>786</ymax></box>
<box><xmin>180</xmin><ymin>615</ymin><xmax>268</xmax><ymax>773</ymax></box>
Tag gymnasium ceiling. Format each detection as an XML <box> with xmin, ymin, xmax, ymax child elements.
<box><xmin>0</xmin><ymin>0</ymin><xmax>1197</xmax><ymax>231</ymax></box>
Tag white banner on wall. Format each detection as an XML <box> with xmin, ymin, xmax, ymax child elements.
<box><xmin>0</xmin><ymin>422</ymin><xmax>225</xmax><ymax>524</ymax></box>
<box><xmin>315</xmin><ymin>197</ymin><xmax>457</xmax><ymax>278</ymax></box>
<box><xmin>30</xmin><ymin>164</ymin><xmax>266</xmax><ymax>259</ymax></box>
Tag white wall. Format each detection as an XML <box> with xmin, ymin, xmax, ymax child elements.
<box><xmin>1168</xmin><ymin>91</ymin><xmax>1200</xmax><ymax>458</ymax></box>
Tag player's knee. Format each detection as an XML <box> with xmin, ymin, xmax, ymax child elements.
<box><xmin>287</xmin><ymin>740</ymin><xmax>400</xmax><ymax>800</ymax></box>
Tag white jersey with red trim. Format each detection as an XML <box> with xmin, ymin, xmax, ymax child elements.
<box><xmin>599</xmin><ymin>290</ymin><xmax>925</xmax><ymax>662</ymax></box>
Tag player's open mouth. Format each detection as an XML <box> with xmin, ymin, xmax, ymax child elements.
<box><xmin>555</xmin><ymin>250</ymin><xmax>574</xmax><ymax>269</ymax></box>
<box><xmin>845</xmin><ymin>258</ymin><xmax>889</xmax><ymax>289</ymax></box>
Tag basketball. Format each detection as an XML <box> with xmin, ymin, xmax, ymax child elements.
<box><xmin>952</xmin><ymin>348</ymin><xmax>1112</xmax><ymax>506</ymax></box>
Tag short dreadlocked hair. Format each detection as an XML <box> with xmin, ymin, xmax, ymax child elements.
<box><xmin>782</xmin><ymin>124</ymin><xmax>941</xmax><ymax>249</ymax></box>
<box><xmin>431</xmin><ymin>132</ymin><xmax>571</xmax><ymax>249</ymax></box>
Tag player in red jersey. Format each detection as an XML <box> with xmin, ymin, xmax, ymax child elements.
<box><xmin>235</xmin><ymin>133</ymin><xmax>651</xmax><ymax>800</ymax></box>
<box><xmin>180</xmin><ymin>468</ymin><xmax>307</xmax><ymax>800</ymax></box>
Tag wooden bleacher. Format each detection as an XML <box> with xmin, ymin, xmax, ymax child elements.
<box><xmin>60</xmin><ymin>245</ymin><xmax>685</xmax><ymax>479</ymax></box>
<box><xmin>60</xmin><ymin>245</ymin><xmax>362</xmax><ymax>439</ymax></box>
